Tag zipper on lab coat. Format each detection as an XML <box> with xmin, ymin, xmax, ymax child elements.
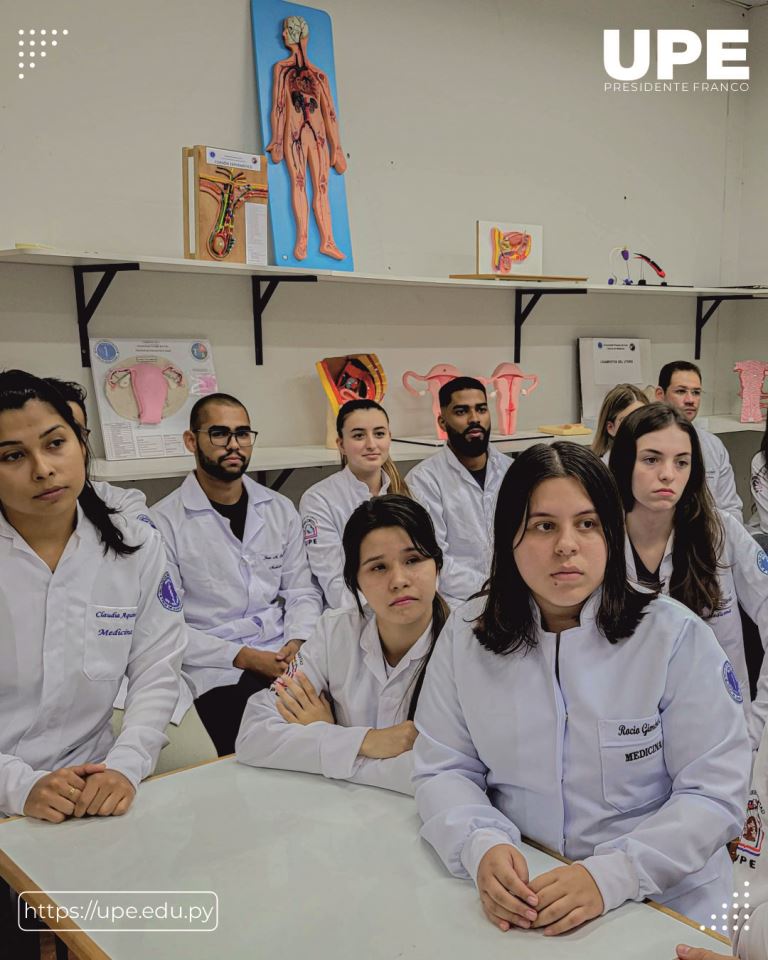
<box><xmin>553</xmin><ymin>632</ymin><xmax>568</xmax><ymax>854</ymax></box>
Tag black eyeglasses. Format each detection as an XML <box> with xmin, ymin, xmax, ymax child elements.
<box><xmin>194</xmin><ymin>426</ymin><xmax>259</xmax><ymax>448</ymax></box>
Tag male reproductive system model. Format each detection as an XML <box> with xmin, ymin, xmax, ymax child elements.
<box><xmin>734</xmin><ymin>360</ymin><xmax>768</xmax><ymax>423</ymax></box>
<box><xmin>106</xmin><ymin>359</ymin><xmax>188</xmax><ymax>425</ymax></box>
<box><xmin>402</xmin><ymin>363</ymin><xmax>539</xmax><ymax>439</ymax></box>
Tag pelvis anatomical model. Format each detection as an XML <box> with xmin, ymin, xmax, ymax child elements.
<box><xmin>106</xmin><ymin>359</ymin><xmax>188</xmax><ymax>425</ymax></box>
<box><xmin>734</xmin><ymin>360</ymin><xmax>768</xmax><ymax>423</ymax></box>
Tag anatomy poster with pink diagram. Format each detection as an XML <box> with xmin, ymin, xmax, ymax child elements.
<box><xmin>89</xmin><ymin>338</ymin><xmax>218</xmax><ymax>460</ymax></box>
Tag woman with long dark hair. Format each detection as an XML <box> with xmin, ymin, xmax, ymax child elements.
<box><xmin>413</xmin><ymin>442</ymin><xmax>749</xmax><ymax>933</ymax></box>
<box><xmin>611</xmin><ymin>402</ymin><xmax>768</xmax><ymax>743</ymax></box>
<box><xmin>237</xmin><ymin>494</ymin><xmax>446</xmax><ymax>794</ymax></box>
<box><xmin>300</xmin><ymin>398</ymin><xmax>410</xmax><ymax>608</ymax></box>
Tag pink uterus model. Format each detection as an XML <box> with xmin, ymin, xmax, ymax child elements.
<box><xmin>402</xmin><ymin>364</ymin><xmax>463</xmax><ymax>440</ymax></box>
<box><xmin>483</xmin><ymin>363</ymin><xmax>539</xmax><ymax>436</ymax></box>
<box><xmin>108</xmin><ymin>362</ymin><xmax>185</xmax><ymax>424</ymax></box>
<box><xmin>734</xmin><ymin>360</ymin><xmax>768</xmax><ymax>423</ymax></box>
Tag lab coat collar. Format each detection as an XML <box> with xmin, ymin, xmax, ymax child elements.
<box><xmin>0</xmin><ymin>501</ymin><xmax>95</xmax><ymax>558</ymax></box>
<box><xmin>341</xmin><ymin>465</ymin><xmax>391</xmax><ymax>497</ymax></box>
<box><xmin>179</xmin><ymin>470</ymin><xmax>273</xmax><ymax>515</ymax></box>
<box><xmin>442</xmin><ymin>442</ymin><xmax>506</xmax><ymax>483</ymax></box>
<box><xmin>623</xmin><ymin>526</ymin><xmax>674</xmax><ymax>580</ymax></box>
<box><xmin>534</xmin><ymin>588</ymin><xmax>601</xmax><ymax>638</ymax></box>
<box><xmin>359</xmin><ymin>608</ymin><xmax>433</xmax><ymax>684</ymax></box>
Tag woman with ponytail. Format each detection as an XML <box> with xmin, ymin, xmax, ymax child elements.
<box><xmin>300</xmin><ymin>398</ymin><xmax>410</xmax><ymax>608</ymax></box>
<box><xmin>0</xmin><ymin>369</ymin><xmax>186</xmax><ymax>822</ymax></box>
<box><xmin>236</xmin><ymin>494</ymin><xmax>446</xmax><ymax>795</ymax></box>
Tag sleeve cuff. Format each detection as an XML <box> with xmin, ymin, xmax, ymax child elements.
<box><xmin>580</xmin><ymin>849</ymin><xmax>639</xmax><ymax>913</ymax></box>
<box><xmin>105</xmin><ymin>739</ymin><xmax>165</xmax><ymax>788</ymax></box>
<box><xmin>460</xmin><ymin>828</ymin><xmax>523</xmax><ymax>884</ymax></box>
<box><xmin>4</xmin><ymin>766</ymin><xmax>50</xmax><ymax>818</ymax></box>
<box><xmin>319</xmin><ymin>725</ymin><xmax>370</xmax><ymax>779</ymax></box>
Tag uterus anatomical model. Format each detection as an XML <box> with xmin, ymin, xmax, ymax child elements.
<box><xmin>485</xmin><ymin>363</ymin><xmax>540</xmax><ymax>436</ymax></box>
<box><xmin>267</xmin><ymin>15</ymin><xmax>347</xmax><ymax>261</ymax></box>
<box><xmin>106</xmin><ymin>361</ymin><xmax>187</xmax><ymax>425</ymax></box>
<box><xmin>734</xmin><ymin>360</ymin><xmax>768</xmax><ymax>423</ymax></box>
<box><xmin>402</xmin><ymin>364</ymin><xmax>463</xmax><ymax>440</ymax></box>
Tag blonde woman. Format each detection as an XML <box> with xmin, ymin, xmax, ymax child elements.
<box><xmin>592</xmin><ymin>384</ymin><xmax>649</xmax><ymax>460</ymax></box>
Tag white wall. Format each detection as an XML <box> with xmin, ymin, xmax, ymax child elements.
<box><xmin>0</xmin><ymin>0</ymin><xmax>762</xmax><ymax>505</ymax></box>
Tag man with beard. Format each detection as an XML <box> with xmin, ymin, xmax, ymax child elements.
<box><xmin>405</xmin><ymin>377</ymin><xmax>512</xmax><ymax>606</ymax></box>
<box><xmin>151</xmin><ymin>393</ymin><xmax>322</xmax><ymax>755</ymax></box>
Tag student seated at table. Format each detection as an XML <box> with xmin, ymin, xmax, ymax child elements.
<box><xmin>236</xmin><ymin>495</ymin><xmax>447</xmax><ymax>795</ymax></box>
<box><xmin>44</xmin><ymin>376</ymin><xmax>148</xmax><ymax>516</ymax></box>
<box><xmin>413</xmin><ymin>442</ymin><xmax>750</xmax><ymax>933</ymax></box>
<box><xmin>610</xmin><ymin>403</ymin><xmax>768</xmax><ymax>746</ymax></box>
<box><xmin>300</xmin><ymin>398</ymin><xmax>410</xmax><ymax>609</ymax></box>
<box><xmin>591</xmin><ymin>383</ymin><xmax>648</xmax><ymax>463</ymax></box>
<box><xmin>151</xmin><ymin>392</ymin><xmax>323</xmax><ymax>757</ymax></box>
<box><xmin>0</xmin><ymin>370</ymin><xmax>186</xmax><ymax>821</ymax></box>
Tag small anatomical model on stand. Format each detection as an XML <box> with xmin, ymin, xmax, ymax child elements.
<box><xmin>267</xmin><ymin>15</ymin><xmax>347</xmax><ymax>261</ymax></box>
<box><xmin>735</xmin><ymin>360</ymin><xmax>768</xmax><ymax>423</ymax></box>
<box><xmin>484</xmin><ymin>362</ymin><xmax>539</xmax><ymax>436</ymax></box>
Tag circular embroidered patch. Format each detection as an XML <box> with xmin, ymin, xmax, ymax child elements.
<box><xmin>757</xmin><ymin>550</ymin><xmax>768</xmax><ymax>576</ymax></box>
<box><xmin>157</xmin><ymin>572</ymin><xmax>182</xmax><ymax>612</ymax></box>
<box><xmin>303</xmin><ymin>517</ymin><xmax>318</xmax><ymax>545</ymax></box>
<box><xmin>723</xmin><ymin>660</ymin><xmax>743</xmax><ymax>704</ymax></box>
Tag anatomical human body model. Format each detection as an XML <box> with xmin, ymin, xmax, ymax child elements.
<box><xmin>486</xmin><ymin>362</ymin><xmax>539</xmax><ymax>436</ymax></box>
<box><xmin>402</xmin><ymin>365</ymin><xmax>463</xmax><ymax>441</ymax></box>
<box><xmin>735</xmin><ymin>360</ymin><xmax>768</xmax><ymax>423</ymax></box>
<box><xmin>106</xmin><ymin>360</ymin><xmax>188</xmax><ymax>425</ymax></box>
<box><xmin>267</xmin><ymin>15</ymin><xmax>346</xmax><ymax>261</ymax></box>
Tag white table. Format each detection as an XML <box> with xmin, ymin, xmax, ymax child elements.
<box><xmin>0</xmin><ymin>759</ymin><xmax>730</xmax><ymax>960</ymax></box>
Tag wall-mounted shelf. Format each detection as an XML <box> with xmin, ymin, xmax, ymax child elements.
<box><xmin>3</xmin><ymin>247</ymin><xmax>768</xmax><ymax>365</ymax></box>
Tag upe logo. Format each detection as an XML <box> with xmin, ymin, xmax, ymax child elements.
<box><xmin>604</xmin><ymin>30</ymin><xmax>749</xmax><ymax>81</ymax></box>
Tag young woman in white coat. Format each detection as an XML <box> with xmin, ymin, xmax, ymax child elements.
<box><xmin>413</xmin><ymin>441</ymin><xmax>750</xmax><ymax>935</ymax></box>
<box><xmin>610</xmin><ymin>402</ymin><xmax>768</xmax><ymax>745</ymax></box>
<box><xmin>236</xmin><ymin>494</ymin><xmax>447</xmax><ymax>794</ymax></box>
<box><xmin>591</xmin><ymin>383</ymin><xmax>649</xmax><ymax>463</ymax></box>
<box><xmin>300</xmin><ymin>399</ymin><xmax>410</xmax><ymax>608</ymax></box>
<box><xmin>0</xmin><ymin>371</ymin><xmax>186</xmax><ymax>957</ymax></box>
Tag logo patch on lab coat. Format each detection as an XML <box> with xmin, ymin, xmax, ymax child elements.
<box><xmin>757</xmin><ymin>549</ymin><xmax>768</xmax><ymax>575</ymax></box>
<box><xmin>723</xmin><ymin>660</ymin><xmax>743</xmax><ymax>703</ymax></box>
<box><xmin>738</xmin><ymin>792</ymin><xmax>765</xmax><ymax>859</ymax></box>
<box><xmin>137</xmin><ymin>513</ymin><xmax>158</xmax><ymax>530</ymax></box>
<box><xmin>157</xmin><ymin>572</ymin><xmax>182</xmax><ymax>612</ymax></box>
<box><xmin>303</xmin><ymin>517</ymin><xmax>318</xmax><ymax>545</ymax></box>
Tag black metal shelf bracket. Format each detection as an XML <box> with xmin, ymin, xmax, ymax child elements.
<box><xmin>255</xmin><ymin>467</ymin><xmax>295</xmax><ymax>492</ymax></box>
<box><xmin>252</xmin><ymin>275</ymin><xmax>318</xmax><ymax>365</ymax></box>
<box><xmin>73</xmin><ymin>263</ymin><xmax>140</xmax><ymax>367</ymax></box>
<box><xmin>695</xmin><ymin>294</ymin><xmax>756</xmax><ymax>360</ymax></box>
<box><xmin>514</xmin><ymin>288</ymin><xmax>587</xmax><ymax>363</ymax></box>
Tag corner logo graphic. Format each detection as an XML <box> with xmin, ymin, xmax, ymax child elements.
<box><xmin>16</xmin><ymin>28</ymin><xmax>69</xmax><ymax>80</ymax></box>
<box><xmin>604</xmin><ymin>29</ymin><xmax>749</xmax><ymax>94</ymax></box>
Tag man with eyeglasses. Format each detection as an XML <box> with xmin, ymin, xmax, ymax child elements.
<box><xmin>655</xmin><ymin>360</ymin><xmax>743</xmax><ymax>522</ymax></box>
<box><xmin>151</xmin><ymin>392</ymin><xmax>323</xmax><ymax>755</ymax></box>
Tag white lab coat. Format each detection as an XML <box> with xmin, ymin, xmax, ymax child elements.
<box><xmin>91</xmin><ymin>480</ymin><xmax>147</xmax><ymax>517</ymax></box>
<box><xmin>299</xmin><ymin>466</ymin><xmax>390</xmax><ymax>609</ymax></box>
<box><xmin>236</xmin><ymin>607</ymin><xmax>429</xmax><ymax>795</ymax></box>
<box><xmin>734</xmin><ymin>719</ymin><xmax>768</xmax><ymax>959</ymax></box>
<box><xmin>750</xmin><ymin>452</ymin><xmax>768</xmax><ymax>535</ymax></box>
<box><xmin>696</xmin><ymin>423</ymin><xmax>743</xmax><ymax>523</ymax></box>
<box><xmin>0</xmin><ymin>507</ymin><xmax>186</xmax><ymax>817</ymax></box>
<box><xmin>625</xmin><ymin>509</ymin><xmax>768</xmax><ymax>746</ymax></box>
<box><xmin>405</xmin><ymin>445</ymin><xmax>512</xmax><ymax>606</ymax></box>
<box><xmin>413</xmin><ymin>592</ymin><xmax>750</xmax><ymax>927</ymax></box>
<box><xmin>151</xmin><ymin>473</ymin><xmax>323</xmax><ymax>697</ymax></box>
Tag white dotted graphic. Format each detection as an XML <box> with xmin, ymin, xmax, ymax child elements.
<box><xmin>15</xmin><ymin>28</ymin><xmax>68</xmax><ymax>78</ymax></box>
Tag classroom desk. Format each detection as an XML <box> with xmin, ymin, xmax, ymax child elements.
<box><xmin>0</xmin><ymin>758</ymin><xmax>730</xmax><ymax>960</ymax></box>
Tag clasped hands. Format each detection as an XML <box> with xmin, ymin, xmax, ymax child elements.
<box><xmin>23</xmin><ymin>764</ymin><xmax>136</xmax><ymax>823</ymax></box>
<box><xmin>477</xmin><ymin>844</ymin><xmax>604</xmax><ymax>937</ymax></box>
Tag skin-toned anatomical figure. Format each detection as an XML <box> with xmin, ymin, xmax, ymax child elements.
<box><xmin>266</xmin><ymin>15</ymin><xmax>347</xmax><ymax>261</ymax></box>
<box><xmin>402</xmin><ymin>364</ymin><xmax>464</xmax><ymax>440</ymax></box>
<box><xmin>487</xmin><ymin>363</ymin><xmax>539</xmax><ymax>436</ymax></box>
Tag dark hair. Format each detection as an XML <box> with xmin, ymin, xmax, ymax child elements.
<box><xmin>592</xmin><ymin>383</ymin><xmax>649</xmax><ymax>457</ymax></box>
<box><xmin>43</xmin><ymin>377</ymin><xmax>88</xmax><ymax>421</ymax></box>
<box><xmin>438</xmin><ymin>376</ymin><xmax>487</xmax><ymax>409</ymax></box>
<box><xmin>475</xmin><ymin>442</ymin><xmax>652</xmax><ymax>655</ymax></box>
<box><xmin>342</xmin><ymin>494</ymin><xmax>447</xmax><ymax>720</ymax></box>
<box><xmin>0</xmin><ymin>370</ymin><xmax>138</xmax><ymax>557</ymax></box>
<box><xmin>189</xmin><ymin>392</ymin><xmax>248</xmax><ymax>431</ymax></box>
<box><xmin>658</xmin><ymin>361</ymin><xmax>702</xmax><ymax>393</ymax></box>
<box><xmin>609</xmin><ymin>402</ymin><xmax>725</xmax><ymax>617</ymax></box>
<box><xmin>336</xmin><ymin>399</ymin><xmax>410</xmax><ymax>496</ymax></box>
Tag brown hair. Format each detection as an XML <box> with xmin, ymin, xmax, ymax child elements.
<box><xmin>592</xmin><ymin>384</ymin><xmax>649</xmax><ymax>457</ymax></box>
<box><xmin>336</xmin><ymin>399</ymin><xmax>411</xmax><ymax>496</ymax></box>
